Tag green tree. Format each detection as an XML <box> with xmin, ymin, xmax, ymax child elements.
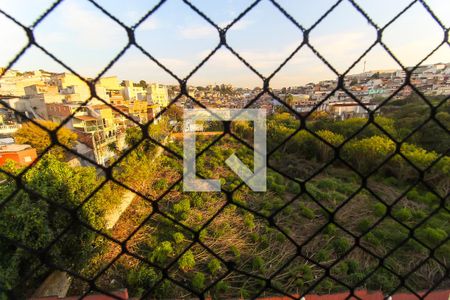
<box><xmin>138</xmin><ymin>80</ymin><xmax>148</xmax><ymax>89</ymax></box>
<box><xmin>14</xmin><ymin>120</ymin><xmax>77</xmax><ymax>159</ymax></box>
<box><xmin>0</xmin><ymin>155</ymin><xmax>119</xmax><ymax>298</ymax></box>
<box><xmin>316</xmin><ymin>130</ymin><xmax>344</xmax><ymax>161</ymax></box>
<box><xmin>342</xmin><ymin>135</ymin><xmax>395</xmax><ymax>174</ymax></box>
<box><xmin>166</xmin><ymin>105</ymin><xmax>183</xmax><ymax>122</ymax></box>
<box><xmin>125</xmin><ymin>126</ymin><xmax>143</xmax><ymax>147</ymax></box>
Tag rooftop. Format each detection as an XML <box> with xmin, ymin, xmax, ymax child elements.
<box><xmin>0</xmin><ymin>144</ymin><xmax>32</xmax><ymax>153</ymax></box>
<box><xmin>74</xmin><ymin>115</ymin><xmax>98</xmax><ymax>121</ymax></box>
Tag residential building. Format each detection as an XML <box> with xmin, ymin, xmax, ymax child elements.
<box><xmin>23</xmin><ymin>84</ymin><xmax>64</xmax><ymax>119</ymax></box>
<box><xmin>0</xmin><ymin>124</ymin><xmax>21</xmax><ymax>136</ymax></box>
<box><xmin>97</xmin><ymin>76</ymin><xmax>122</xmax><ymax>97</ymax></box>
<box><xmin>59</xmin><ymin>84</ymin><xmax>108</xmax><ymax>104</ymax></box>
<box><xmin>0</xmin><ymin>69</ymin><xmax>50</xmax><ymax>96</ymax></box>
<box><xmin>328</xmin><ymin>101</ymin><xmax>377</xmax><ymax>120</ymax></box>
<box><xmin>147</xmin><ymin>83</ymin><xmax>169</xmax><ymax>107</ymax></box>
<box><xmin>0</xmin><ymin>144</ymin><xmax>37</xmax><ymax>166</ymax></box>
<box><xmin>52</xmin><ymin>72</ymin><xmax>109</xmax><ymax>104</ymax></box>
<box><xmin>122</xmin><ymin>80</ymin><xmax>146</xmax><ymax>101</ymax></box>
<box><xmin>51</xmin><ymin>72</ymin><xmax>85</xmax><ymax>90</ymax></box>
<box><xmin>147</xmin><ymin>103</ymin><xmax>160</xmax><ymax>123</ymax></box>
<box><xmin>113</xmin><ymin>100</ymin><xmax>148</xmax><ymax>124</ymax></box>
<box><xmin>47</xmin><ymin>103</ymin><xmax>125</xmax><ymax>165</ymax></box>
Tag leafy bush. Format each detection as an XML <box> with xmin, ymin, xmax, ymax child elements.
<box><xmin>287</xmin><ymin>181</ymin><xmax>301</xmax><ymax>194</ymax></box>
<box><xmin>14</xmin><ymin>120</ymin><xmax>77</xmax><ymax>159</ymax></box>
<box><xmin>299</xmin><ymin>204</ymin><xmax>315</xmax><ymax>219</ymax></box>
<box><xmin>212</xmin><ymin>280</ymin><xmax>229</xmax><ymax>294</ymax></box>
<box><xmin>0</xmin><ymin>155</ymin><xmax>121</xmax><ymax>297</ymax></box>
<box><xmin>172</xmin><ymin>232</ymin><xmax>184</xmax><ymax>244</ymax></box>
<box><xmin>316</xmin><ymin>130</ymin><xmax>344</xmax><ymax>161</ymax></box>
<box><xmin>243</xmin><ymin>213</ymin><xmax>255</xmax><ymax>230</ymax></box>
<box><xmin>191</xmin><ymin>272</ymin><xmax>205</xmax><ymax>291</ymax></box>
<box><xmin>393</xmin><ymin>207</ymin><xmax>413</xmax><ymax>222</ymax></box>
<box><xmin>151</xmin><ymin>241</ymin><xmax>173</xmax><ymax>264</ymax></box>
<box><xmin>324</xmin><ymin>223</ymin><xmax>337</xmax><ymax>235</ymax></box>
<box><xmin>298</xmin><ymin>264</ymin><xmax>314</xmax><ymax>281</ymax></box>
<box><xmin>178</xmin><ymin>250</ymin><xmax>196</xmax><ymax>272</ymax></box>
<box><xmin>373</xmin><ymin>202</ymin><xmax>387</xmax><ymax>217</ymax></box>
<box><xmin>357</xmin><ymin>219</ymin><xmax>371</xmax><ymax>233</ymax></box>
<box><xmin>342</xmin><ymin>136</ymin><xmax>395</xmax><ymax>174</ymax></box>
<box><xmin>416</xmin><ymin>227</ymin><xmax>448</xmax><ymax>247</ymax></box>
<box><xmin>229</xmin><ymin>245</ymin><xmax>241</xmax><ymax>259</ymax></box>
<box><xmin>332</xmin><ymin>237</ymin><xmax>351</xmax><ymax>255</ymax></box>
<box><xmin>173</xmin><ymin>198</ymin><xmax>191</xmax><ymax>217</ymax></box>
<box><xmin>127</xmin><ymin>265</ymin><xmax>159</xmax><ymax>294</ymax></box>
<box><xmin>208</xmin><ymin>258</ymin><xmax>222</xmax><ymax>275</ymax></box>
<box><xmin>316</xmin><ymin>178</ymin><xmax>340</xmax><ymax>191</ymax></box>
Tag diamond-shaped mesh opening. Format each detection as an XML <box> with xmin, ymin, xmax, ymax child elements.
<box><xmin>359</xmin><ymin>216</ymin><xmax>410</xmax><ymax>259</ymax></box>
<box><xmin>403</xmin><ymin>257</ymin><xmax>448</xmax><ymax>295</ymax></box>
<box><xmin>363</xmin><ymin>266</ymin><xmax>401</xmax><ymax>296</ymax></box>
<box><xmin>134</xmin><ymin>0</ymin><xmax>220</xmax><ymax>79</ymax></box>
<box><xmin>270</xmin><ymin>256</ymin><xmax>326</xmax><ymax>296</ymax></box>
<box><xmin>33</xmin><ymin>0</ymin><xmax>129</xmax><ymax>75</ymax></box>
<box><xmin>94</xmin><ymin>254</ymin><xmax>163</xmax><ymax>298</ymax></box>
<box><xmin>195</xmin><ymin>135</ymin><xmax>251</xmax><ymax>192</ymax></box>
<box><xmin>0</xmin><ymin>0</ymin><xmax>448</xmax><ymax>299</ymax></box>
<box><xmin>329</xmin><ymin>247</ymin><xmax>380</xmax><ymax>289</ymax></box>
<box><xmin>381</xmin><ymin>1</ymin><xmax>444</xmax><ymax>67</ymax></box>
<box><xmin>366</xmin><ymin>158</ymin><xmax>420</xmax><ymax>205</ymax></box>
<box><xmin>226</xmin><ymin>0</ymin><xmax>303</xmax><ymax>77</ymax></box>
<box><xmin>308</xmin><ymin>0</ymin><xmax>377</xmax><ymax>74</ymax></box>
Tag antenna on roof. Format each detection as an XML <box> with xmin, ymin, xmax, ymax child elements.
<box><xmin>363</xmin><ymin>60</ymin><xmax>367</xmax><ymax>73</ymax></box>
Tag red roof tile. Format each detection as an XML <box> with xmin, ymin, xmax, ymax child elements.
<box><xmin>256</xmin><ymin>290</ymin><xmax>449</xmax><ymax>300</ymax></box>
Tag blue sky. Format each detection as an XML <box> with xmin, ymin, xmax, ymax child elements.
<box><xmin>0</xmin><ymin>0</ymin><xmax>449</xmax><ymax>88</ymax></box>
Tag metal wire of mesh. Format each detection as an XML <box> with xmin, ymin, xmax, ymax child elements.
<box><xmin>0</xmin><ymin>0</ymin><xmax>449</xmax><ymax>299</ymax></box>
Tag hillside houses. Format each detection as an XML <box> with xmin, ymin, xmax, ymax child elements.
<box><xmin>278</xmin><ymin>63</ymin><xmax>449</xmax><ymax>118</ymax></box>
<box><xmin>0</xmin><ymin>71</ymin><xmax>171</xmax><ymax>165</ymax></box>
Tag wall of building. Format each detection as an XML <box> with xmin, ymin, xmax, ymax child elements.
<box><xmin>0</xmin><ymin>148</ymin><xmax>37</xmax><ymax>166</ymax></box>
<box><xmin>147</xmin><ymin>84</ymin><xmax>169</xmax><ymax>107</ymax></box>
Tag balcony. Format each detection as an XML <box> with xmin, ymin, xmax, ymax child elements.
<box><xmin>95</xmin><ymin>136</ymin><xmax>116</xmax><ymax>147</ymax></box>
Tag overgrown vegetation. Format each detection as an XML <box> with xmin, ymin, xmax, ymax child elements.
<box><xmin>13</xmin><ymin>120</ymin><xmax>78</xmax><ymax>159</ymax></box>
<box><xmin>0</xmin><ymin>95</ymin><xmax>448</xmax><ymax>298</ymax></box>
<box><xmin>0</xmin><ymin>155</ymin><xmax>123</xmax><ymax>299</ymax></box>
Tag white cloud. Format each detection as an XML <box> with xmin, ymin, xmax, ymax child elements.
<box><xmin>26</xmin><ymin>0</ymin><xmax>129</xmax><ymax>76</ymax></box>
<box><xmin>62</xmin><ymin>1</ymin><xmax>125</xmax><ymax>48</ymax></box>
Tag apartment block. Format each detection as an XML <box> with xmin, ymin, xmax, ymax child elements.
<box><xmin>147</xmin><ymin>83</ymin><xmax>169</xmax><ymax>108</ymax></box>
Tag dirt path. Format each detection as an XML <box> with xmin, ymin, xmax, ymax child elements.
<box><xmin>105</xmin><ymin>190</ymin><xmax>136</xmax><ymax>229</ymax></box>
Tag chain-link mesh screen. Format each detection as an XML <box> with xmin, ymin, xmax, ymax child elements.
<box><xmin>0</xmin><ymin>0</ymin><xmax>449</xmax><ymax>299</ymax></box>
